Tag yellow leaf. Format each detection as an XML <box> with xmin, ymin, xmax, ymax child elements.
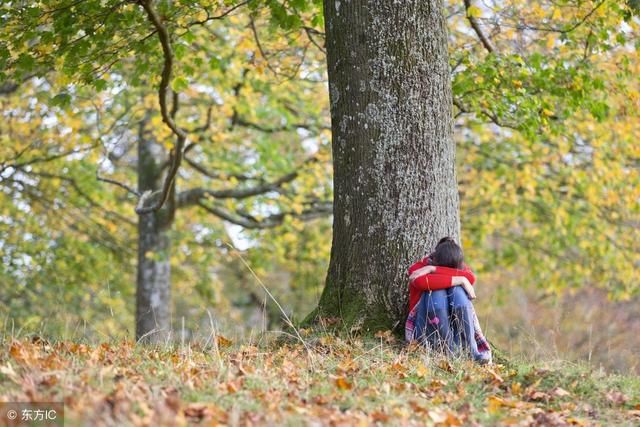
<box><xmin>416</xmin><ymin>363</ymin><xmax>429</xmax><ymax>378</ymax></box>
<box><xmin>487</xmin><ymin>396</ymin><xmax>503</xmax><ymax>414</ymax></box>
<box><xmin>335</xmin><ymin>376</ymin><xmax>353</xmax><ymax>390</ymax></box>
<box><xmin>546</xmin><ymin>35</ymin><xmax>556</xmax><ymax>50</ymax></box>
<box><xmin>216</xmin><ymin>335</ymin><xmax>232</xmax><ymax>348</ymax></box>
<box><xmin>467</xmin><ymin>5</ymin><xmax>483</xmax><ymax>18</ymax></box>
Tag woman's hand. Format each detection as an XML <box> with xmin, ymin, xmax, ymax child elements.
<box><xmin>452</xmin><ymin>276</ymin><xmax>476</xmax><ymax>299</ymax></box>
<box><xmin>409</xmin><ymin>265</ymin><xmax>436</xmax><ymax>281</ymax></box>
<box><xmin>462</xmin><ymin>281</ymin><xmax>476</xmax><ymax>300</ymax></box>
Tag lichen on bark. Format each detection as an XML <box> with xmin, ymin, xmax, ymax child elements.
<box><xmin>313</xmin><ymin>0</ymin><xmax>460</xmax><ymax>332</ymax></box>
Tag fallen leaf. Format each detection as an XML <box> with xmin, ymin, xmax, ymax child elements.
<box><xmin>566</xmin><ymin>416</ymin><xmax>588</xmax><ymax>426</ymax></box>
<box><xmin>216</xmin><ymin>335</ymin><xmax>232</xmax><ymax>348</ymax></box>
<box><xmin>428</xmin><ymin>408</ymin><xmax>448</xmax><ymax>423</ymax></box>
<box><xmin>438</xmin><ymin>359</ymin><xmax>454</xmax><ymax>372</ymax></box>
<box><xmin>415</xmin><ymin>363</ymin><xmax>429</xmax><ymax>378</ymax></box>
<box><xmin>485</xmin><ymin>367</ymin><xmax>504</xmax><ymax>385</ymax></box>
<box><xmin>431</xmin><ymin>378</ymin><xmax>447</xmax><ymax>389</ymax></box>
<box><xmin>532</xmin><ymin>411</ymin><xmax>567</xmax><ymax>426</ymax></box>
<box><xmin>487</xmin><ymin>395</ymin><xmax>512</xmax><ymax>414</ymax></box>
<box><xmin>371</xmin><ymin>411</ymin><xmax>390</xmax><ymax>422</ymax></box>
<box><xmin>511</xmin><ymin>382</ymin><xmax>522</xmax><ymax>395</ymax></box>
<box><xmin>335</xmin><ymin>376</ymin><xmax>353</xmax><ymax>390</ymax></box>
<box><xmin>374</xmin><ymin>330</ymin><xmax>395</xmax><ymax>343</ymax></box>
<box><xmin>552</xmin><ymin>387</ymin><xmax>571</xmax><ymax>398</ymax></box>
<box><xmin>527</xmin><ymin>390</ymin><xmax>549</xmax><ymax>401</ymax></box>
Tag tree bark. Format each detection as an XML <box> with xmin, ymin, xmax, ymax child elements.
<box><xmin>136</xmin><ymin>118</ymin><xmax>173</xmax><ymax>343</ymax></box>
<box><xmin>316</xmin><ymin>0</ymin><xmax>460</xmax><ymax>331</ymax></box>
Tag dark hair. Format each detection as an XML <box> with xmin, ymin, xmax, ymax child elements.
<box><xmin>432</xmin><ymin>237</ymin><xmax>463</xmax><ymax>269</ymax></box>
<box><xmin>436</xmin><ymin>236</ymin><xmax>455</xmax><ymax>247</ymax></box>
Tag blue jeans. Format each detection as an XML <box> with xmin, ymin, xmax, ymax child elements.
<box><xmin>412</xmin><ymin>287</ymin><xmax>485</xmax><ymax>361</ymax></box>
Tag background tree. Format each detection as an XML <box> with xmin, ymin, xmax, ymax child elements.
<box><xmin>1</xmin><ymin>0</ymin><xmax>638</xmax><ymax>368</ymax></box>
<box><xmin>0</xmin><ymin>1</ymin><xmax>331</xmax><ymax>342</ymax></box>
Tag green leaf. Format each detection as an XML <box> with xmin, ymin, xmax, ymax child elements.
<box><xmin>171</xmin><ymin>76</ymin><xmax>189</xmax><ymax>92</ymax></box>
<box><xmin>51</xmin><ymin>93</ymin><xmax>72</xmax><ymax>108</ymax></box>
<box><xmin>93</xmin><ymin>79</ymin><xmax>108</xmax><ymax>91</ymax></box>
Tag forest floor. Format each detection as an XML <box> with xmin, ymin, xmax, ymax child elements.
<box><xmin>0</xmin><ymin>331</ymin><xmax>639</xmax><ymax>426</ymax></box>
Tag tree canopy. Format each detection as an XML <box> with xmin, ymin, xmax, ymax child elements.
<box><xmin>0</xmin><ymin>0</ymin><xmax>638</xmax><ymax>338</ymax></box>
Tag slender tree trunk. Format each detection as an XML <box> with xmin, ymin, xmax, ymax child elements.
<box><xmin>136</xmin><ymin>118</ymin><xmax>173</xmax><ymax>343</ymax></box>
<box><xmin>316</xmin><ymin>0</ymin><xmax>460</xmax><ymax>331</ymax></box>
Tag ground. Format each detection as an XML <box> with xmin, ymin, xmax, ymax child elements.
<box><xmin>1</xmin><ymin>330</ymin><xmax>639</xmax><ymax>426</ymax></box>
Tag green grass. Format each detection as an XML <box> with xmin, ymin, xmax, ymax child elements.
<box><xmin>0</xmin><ymin>331</ymin><xmax>638</xmax><ymax>426</ymax></box>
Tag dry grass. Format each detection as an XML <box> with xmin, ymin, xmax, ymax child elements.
<box><xmin>0</xmin><ymin>330</ymin><xmax>639</xmax><ymax>426</ymax></box>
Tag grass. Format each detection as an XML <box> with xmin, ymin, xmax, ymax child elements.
<box><xmin>0</xmin><ymin>331</ymin><xmax>638</xmax><ymax>426</ymax></box>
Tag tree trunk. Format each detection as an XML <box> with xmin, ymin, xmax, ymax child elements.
<box><xmin>316</xmin><ymin>0</ymin><xmax>460</xmax><ymax>331</ymax></box>
<box><xmin>136</xmin><ymin>118</ymin><xmax>173</xmax><ymax>343</ymax></box>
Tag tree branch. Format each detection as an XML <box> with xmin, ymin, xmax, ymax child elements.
<box><xmin>514</xmin><ymin>0</ymin><xmax>606</xmax><ymax>34</ymax></box>
<box><xmin>463</xmin><ymin>0</ymin><xmax>497</xmax><ymax>54</ymax></box>
<box><xmin>184</xmin><ymin>156</ymin><xmax>256</xmax><ymax>182</ymax></box>
<box><xmin>303</xmin><ymin>26</ymin><xmax>326</xmax><ymax>54</ymax></box>
<box><xmin>23</xmin><ymin>170</ymin><xmax>136</xmax><ymax>226</ymax></box>
<box><xmin>176</xmin><ymin>156</ymin><xmax>318</xmax><ymax>207</ymax></box>
<box><xmin>96</xmin><ymin>173</ymin><xmax>140</xmax><ymax>197</ymax></box>
<box><xmin>187</xmin><ymin>0</ymin><xmax>249</xmax><ymax>26</ymax></box>
<box><xmin>196</xmin><ymin>200</ymin><xmax>332</xmax><ymax>229</ymax></box>
<box><xmin>0</xmin><ymin>144</ymin><xmax>98</xmax><ymax>176</ymax></box>
<box><xmin>135</xmin><ymin>0</ymin><xmax>189</xmax><ymax>214</ymax></box>
<box><xmin>453</xmin><ymin>98</ymin><xmax>521</xmax><ymax>130</ymax></box>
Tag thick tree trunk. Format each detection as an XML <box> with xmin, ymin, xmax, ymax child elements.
<box><xmin>317</xmin><ymin>1</ymin><xmax>460</xmax><ymax>331</ymax></box>
<box><xmin>136</xmin><ymin>119</ymin><xmax>173</xmax><ymax>343</ymax></box>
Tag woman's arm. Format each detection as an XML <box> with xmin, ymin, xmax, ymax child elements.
<box><xmin>408</xmin><ymin>264</ymin><xmax>475</xmax><ymax>286</ymax></box>
<box><xmin>410</xmin><ymin>273</ymin><xmax>456</xmax><ymax>291</ymax></box>
<box><xmin>411</xmin><ymin>274</ymin><xmax>476</xmax><ymax>299</ymax></box>
<box><xmin>407</xmin><ymin>259</ymin><xmax>428</xmax><ymax>276</ymax></box>
<box><xmin>408</xmin><ymin>258</ymin><xmax>476</xmax><ymax>292</ymax></box>
<box><xmin>432</xmin><ymin>266</ymin><xmax>476</xmax><ymax>285</ymax></box>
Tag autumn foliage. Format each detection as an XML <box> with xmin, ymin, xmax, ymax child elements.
<box><xmin>1</xmin><ymin>333</ymin><xmax>639</xmax><ymax>426</ymax></box>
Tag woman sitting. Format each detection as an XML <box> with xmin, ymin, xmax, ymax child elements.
<box><xmin>405</xmin><ymin>237</ymin><xmax>491</xmax><ymax>364</ymax></box>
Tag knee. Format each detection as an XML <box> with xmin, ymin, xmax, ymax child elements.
<box><xmin>449</xmin><ymin>286</ymin><xmax>472</xmax><ymax>308</ymax></box>
<box><xmin>421</xmin><ymin>290</ymin><xmax>448</xmax><ymax>311</ymax></box>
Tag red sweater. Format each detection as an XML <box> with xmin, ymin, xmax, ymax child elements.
<box><xmin>407</xmin><ymin>256</ymin><xmax>476</xmax><ymax>312</ymax></box>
